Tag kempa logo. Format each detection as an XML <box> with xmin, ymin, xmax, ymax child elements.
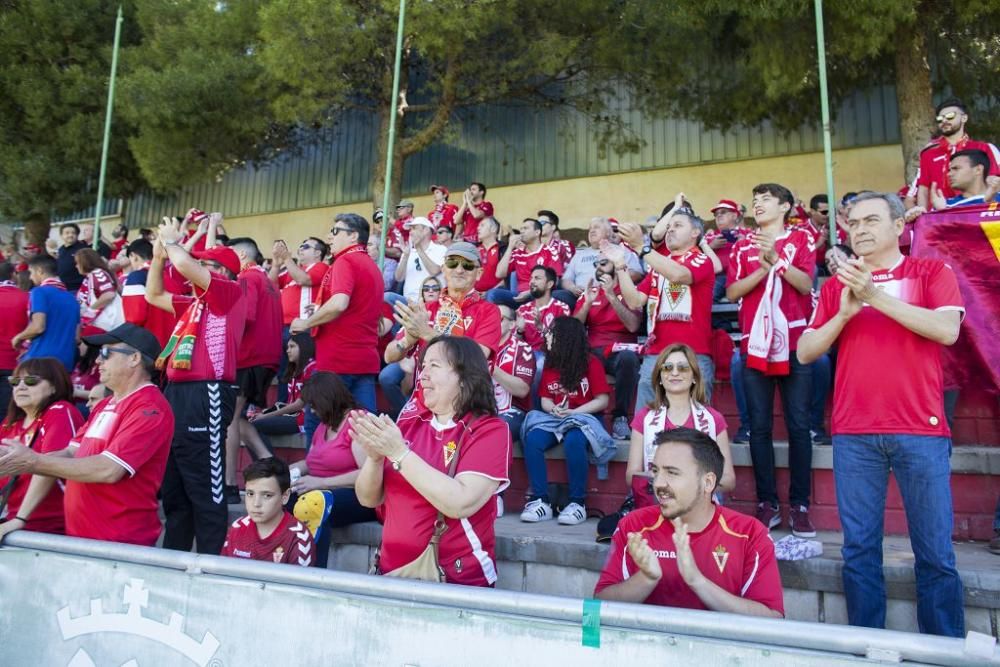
<box><xmin>57</xmin><ymin>578</ymin><xmax>221</xmax><ymax>666</ymax></box>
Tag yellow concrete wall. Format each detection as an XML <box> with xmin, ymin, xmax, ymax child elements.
<box><xmin>212</xmin><ymin>144</ymin><xmax>906</xmax><ymax>250</ymax></box>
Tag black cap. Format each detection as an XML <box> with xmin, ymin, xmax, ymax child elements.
<box><xmin>82</xmin><ymin>323</ymin><xmax>162</xmax><ymax>361</ymax></box>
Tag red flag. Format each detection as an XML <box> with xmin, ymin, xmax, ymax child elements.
<box><xmin>910</xmin><ymin>204</ymin><xmax>1000</xmax><ymax>394</ymax></box>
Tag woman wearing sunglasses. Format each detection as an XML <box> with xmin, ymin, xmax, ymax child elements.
<box><xmin>627</xmin><ymin>343</ymin><xmax>735</xmax><ymax>507</ymax></box>
<box><xmin>0</xmin><ymin>358</ymin><xmax>84</xmax><ymax>540</ymax></box>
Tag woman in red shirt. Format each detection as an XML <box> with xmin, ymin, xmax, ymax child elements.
<box><xmin>520</xmin><ymin>316</ymin><xmax>610</xmax><ymax>526</ymax></box>
<box><xmin>241</xmin><ymin>333</ymin><xmax>316</xmax><ymax>456</ymax></box>
<box><xmin>75</xmin><ymin>248</ymin><xmax>122</xmax><ymax>335</ymax></box>
<box><xmin>0</xmin><ymin>358</ymin><xmax>84</xmax><ymax>540</ymax></box>
<box><xmin>289</xmin><ymin>371</ymin><xmax>375</xmax><ymax>568</ymax></box>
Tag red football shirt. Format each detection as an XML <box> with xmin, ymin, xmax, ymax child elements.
<box><xmin>806</xmin><ymin>256</ymin><xmax>964</xmax><ymax>436</ymax></box>
<box><xmin>0</xmin><ymin>284</ymin><xmax>29</xmax><ymax>370</ymax></box>
<box><xmin>516</xmin><ymin>297</ymin><xmax>570</xmax><ymax>352</ymax></box>
<box><xmin>393</xmin><ymin>292</ymin><xmax>503</xmax><ymax>361</ymax></box>
<box><xmin>165</xmin><ymin>276</ymin><xmax>247</xmax><ymax>384</ymax></box>
<box><xmin>493</xmin><ymin>336</ymin><xmax>535</xmax><ymax>414</ymax></box>
<box><xmin>509</xmin><ymin>244</ymin><xmax>559</xmax><ymax>287</ymax></box>
<box><xmin>546</xmin><ymin>238</ymin><xmax>575</xmax><ymax>273</ymax></box>
<box><xmin>595</xmin><ymin>505</ymin><xmax>784</xmax><ymax>615</ymax></box>
<box><xmin>574</xmin><ymin>285</ymin><xmax>639</xmax><ymax>350</ymax></box>
<box><xmin>378</xmin><ymin>407</ymin><xmax>511</xmax><ymax>586</ymax></box>
<box><xmin>539</xmin><ymin>355</ymin><xmax>610</xmax><ymax>409</ymax></box>
<box><xmin>64</xmin><ymin>384</ymin><xmax>173</xmax><ymax>546</ymax></box>
<box><xmin>638</xmin><ymin>249</ymin><xmax>715</xmax><ymax>355</ymax></box>
<box><xmin>278</xmin><ymin>262</ymin><xmax>329</xmax><ymax>325</ymax></box>
<box><xmin>287</xmin><ymin>359</ymin><xmax>317</xmax><ymax>427</ymax></box>
<box><xmin>237</xmin><ymin>266</ymin><xmax>282</xmax><ymax>369</ymax></box>
<box><xmin>313</xmin><ymin>244</ymin><xmax>384</xmax><ymax>375</ymax></box>
<box><xmin>0</xmin><ymin>401</ymin><xmax>83</xmax><ymax>534</ymax></box>
<box><xmin>475</xmin><ymin>243</ymin><xmax>502</xmax><ymax>292</ymax></box>
<box><xmin>727</xmin><ymin>229</ymin><xmax>816</xmax><ymax>355</ymax></box>
<box><xmin>428</xmin><ymin>202</ymin><xmax>459</xmax><ymax>230</ymax></box>
<box><xmin>703</xmin><ymin>228</ymin><xmax>753</xmax><ymax>275</ymax></box>
<box><xmin>460</xmin><ymin>201</ymin><xmax>494</xmax><ymax>243</ymax></box>
<box><xmin>916</xmin><ymin>136</ymin><xmax>1000</xmax><ymax>199</ymax></box>
<box><xmin>221</xmin><ymin>511</ymin><xmax>315</xmax><ymax>566</ymax></box>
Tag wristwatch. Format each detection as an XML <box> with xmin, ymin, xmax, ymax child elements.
<box><xmin>638</xmin><ymin>244</ymin><xmax>653</xmax><ymax>258</ymax></box>
<box><xmin>389</xmin><ymin>446</ymin><xmax>411</xmax><ymax>471</ymax></box>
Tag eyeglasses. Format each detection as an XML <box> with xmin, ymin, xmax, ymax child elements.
<box><xmin>330</xmin><ymin>226</ymin><xmax>354</xmax><ymax>236</ymax></box>
<box><xmin>661</xmin><ymin>363</ymin><xmax>692</xmax><ymax>373</ymax></box>
<box><xmin>99</xmin><ymin>346</ymin><xmax>136</xmax><ymax>360</ymax></box>
<box><xmin>592</xmin><ymin>259</ymin><xmax>611</xmax><ymax>268</ymax></box>
<box><xmin>444</xmin><ymin>257</ymin><xmax>477</xmax><ymax>271</ymax></box>
<box><xmin>936</xmin><ymin>111</ymin><xmax>959</xmax><ymax>123</ymax></box>
<box><xmin>299</xmin><ymin>243</ymin><xmax>317</xmax><ymax>250</ymax></box>
<box><xmin>422</xmin><ymin>284</ymin><xmax>441</xmax><ymax>292</ymax></box>
<box><xmin>8</xmin><ymin>375</ymin><xmax>42</xmax><ymax>387</ymax></box>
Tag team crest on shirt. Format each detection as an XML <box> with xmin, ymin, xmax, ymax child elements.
<box><xmin>443</xmin><ymin>440</ymin><xmax>457</xmax><ymax>466</ymax></box>
<box><xmin>712</xmin><ymin>544</ymin><xmax>729</xmax><ymax>573</ymax></box>
<box><xmin>666</xmin><ymin>282</ymin><xmax>687</xmax><ymax>309</ymax></box>
<box><xmin>272</xmin><ymin>546</ymin><xmax>284</xmax><ymax>563</ymax></box>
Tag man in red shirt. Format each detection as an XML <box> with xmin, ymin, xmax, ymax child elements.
<box><xmin>573</xmin><ymin>256</ymin><xmax>641</xmax><ymax>439</ymax></box>
<box><xmin>221</xmin><ymin>457</ymin><xmax>314</xmax><ymax>567</ymax></box>
<box><xmin>515</xmin><ymin>265</ymin><xmax>570</xmax><ymax>354</ymax></box>
<box><xmin>906</xmin><ymin>97</ymin><xmax>1000</xmax><ymax>219</ymax></box>
<box><xmin>223</xmin><ymin>237</ymin><xmax>283</xmax><ymax>504</ymax></box>
<box><xmin>290</xmin><ymin>213</ymin><xmax>383</xmax><ymax>414</ymax></box>
<box><xmin>595</xmin><ymin>427</ymin><xmax>783</xmax><ymax>617</ymax></box>
<box><xmin>384</xmin><ymin>199</ymin><xmax>414</xmax><ymax>261</ymax></box>
<box><xmin>146</xmin><ymin>220</ymin><xmax>248</xmax><ymax>555</ymax></box>
<box><xmin>121</xmin><ymin>239</ymin><xmax>178</xmax><ymax>347</ymax></box>
<box><xmin>427</xmin><ymin>184</ymin><xmax>458</xmax><ymax>231</ymax></box>
<box><xmin>268</xmin><ymin>236</ymin><xmax>329</xmax><ymax>401</ymax></box>
<box><xmin>614</xmin><ymin>200</ymin><xmax>716</xmax><ymax>406</ymax></box>
<box><xmin>726</xmin><ymin>183</ymin><xmax>816</xmax><ymax>536</ymax></box>
<box><xmin>0</xmin><ymin>323</ymin><xmax>173</xmax><ymax>547</ymax></box>
<box><xmin>474</xmin><ymin>217</ymin><xmax>503</xmax><ymax>293</ymax></box>
<box><xmin>492</xmin><ymin>218</ymin><xmax>559</xmax><ymax>308</ymax></box>
<box><xmin>454</xmin><ymin>181</ymin><xmax>494</xmax><ymax>243</ymax></box>
<box><xmin>704</xmin><ymin>199</ymin><xmax>753</xmax><ymax>301</ymax></box>
<box><xmin>0</xmin><ymin>261</ymin><xmax>29</xmax><ymax>409</ymax></box>
<box><xmin>538</xmin><ymin>209</ymin><xmax>574</xmax><ymax>272</ymax></box>
<box><xmin>798</xmin><ymin>192</ymin><xmax>965</xmax><ymax>637</ymax></box>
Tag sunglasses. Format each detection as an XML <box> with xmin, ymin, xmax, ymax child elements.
<box><xmin>99</xmin><ymin>346</ymin><xmax>136</xmax><ymax>360</ymax></box>
<box><xmin>8</xmin><ymin>375</ymin><xmax>42</xmax><ymax>387</ymax></box>
<box><xmin>936</xmin><ymin>111</ymin><xmax>959</xmax><ymax>123</ymax></box>
<box><xmin>422</xmin><ymin>284</ymin><xmax>442</xmax><ymax>292</ymax></box>
<box><xmin>444</xmin><ymin>257</ymin><xmax>477</xmax><ymax>271</ymax></box>
<box><xmin>661</xmin><ymin>363</ymin><xmax>692</xmax><ymax>373</ymax></box>
<box><xmin>299</xmin><ymin>243</ymin><xmax>317</xmax><ymax>250</ymax></box>
<box><xmin>329</xmin><ymin>227</ymin><xmax>353</xmax><ymax>236</ymax></box>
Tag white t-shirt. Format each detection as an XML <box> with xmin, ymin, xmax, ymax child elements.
<box><xmin>402</xmin><ymin>241</ymin><xmax>447</xmax><ymax>302</ymax></box>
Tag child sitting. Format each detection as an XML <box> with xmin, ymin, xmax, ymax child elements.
<box><xmin>220</xmin><ymin>458</ymin><xmax>315</xmax><ymax>567</ymax></box>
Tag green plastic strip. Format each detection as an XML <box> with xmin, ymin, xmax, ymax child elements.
<box><xmin>582</xmin><ymin>598</ymin><xmax>601</xmax><ymax>648</ymax></box>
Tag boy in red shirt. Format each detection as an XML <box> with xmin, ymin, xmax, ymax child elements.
<box><xmin>595</xmin><ymin>427</ymin><xmax>783</xmax><ymax>617</ymax></box>
<box><xmin>222</xmin><ymin>457</ymin><xmax>315</xmax><ymax>567</ymax></box>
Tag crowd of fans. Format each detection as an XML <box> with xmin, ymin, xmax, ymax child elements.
<box><xmin>0</xmin><ymin>97</ymin><xmax>996</xmax><ymax>637</ymax></box>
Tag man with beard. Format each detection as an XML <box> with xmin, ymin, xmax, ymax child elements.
<box><xmin>906</xmin><ymin>97</ymin><xmax>1000</xmax><ymax>220</ymax></box>
<box><xmin>594</xmin><ymin>427</ymin><xmax>783</xmax><ymax>617</ymax></box>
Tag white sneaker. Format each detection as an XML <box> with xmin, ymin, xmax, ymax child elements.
<box><xmin>520</xmin><ymin>498</ymin><xmax>553</xmax><ymax>523</ymax></box>
<box><xmin>557</xmin><ymin>502</ymin><xmax>587</xmax><ymax>526</ymax></box>
<box><xmin>496</xmin><ymin>495</ymin><xmax>505</xmax><ymax>518</ymax></box>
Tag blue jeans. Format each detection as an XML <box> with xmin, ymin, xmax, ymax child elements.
<box><xmin>252</xmin><ymin>413</ymin><xmax>300</xmax><ymax>453</ymax></box>
<box><xmin>383</xmin><ymin>292</ymin><xmax>407</xmax><ymax>335</ymax></box>
<box><xmin>340</xmin><ymin>373</ymin><xmax>377</xmax><ymax>414</ymax></box>
<box><xmin>810</xmin><ymin>353</ymin><xmax>832</xmax><ymax>434</ymax></box>
<box><xmin>742</xmin><ymin>353</ymin><xmax>811</xmax><ymax>507</ymax></box>
<box><xmin>523</xmin><ymin>425</ymin><xmax>588</xmax><ymax>504</ymax></box>
<box><xmin>378</xmin><ymin>362</ymin><xmax>410</xmax><ymax>418</ymax></box>
<box><xmin>833</xmin><ymin>434</ymin><xmax>964</xmax><ymax>637</ymax></box>
<box><xmin>500</xmin><ymin>409</ymin><xmax>525</xmax><ymax>444</ymax></box>
<box><xmin>637</xmin><ymin>352</ymin><xmax>715</xmax><ymax>409</ymax></box>
<box><xmin>731</xmin><ymin>348</ymin><xmax>750</xmax><ymax>432</ymax></box>
<box><xmin>486</xmin><ymin>288</ymin><xmax>518</xmax><ymax>309</ymax></box>
<box><xmin>994</xmin><ymin>495</ymin><xmax>1000</xmax><ymax>532</ymax></box>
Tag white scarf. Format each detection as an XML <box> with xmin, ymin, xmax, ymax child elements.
<box><xmin>642</xmin><ymin>400</ymin><xmax>719</xmax><ymax>470</ymax></box>
<box><xmin>747</xmin><ymin>258</ymin><xmax>791</xmax><ymax>376</ymax></box>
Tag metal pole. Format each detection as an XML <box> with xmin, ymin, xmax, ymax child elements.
<box><xmin>92</xmin><ymin>5</ymin><xmax>124</xmax><ymax>250</ymax></box>
<box><xmin>377</xmin><ymin>0</ymin><xmax>407</xmax><ymax>269</ymax></box>
<box><xmin>814</xmin><ymin>0</ymin><xmax>837</xmax><ymax>246</ymax></box>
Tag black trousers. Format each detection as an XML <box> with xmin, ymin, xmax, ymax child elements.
<box><xmin>161</xmin><ymin>380</ymin><xmax>236</xmax><ymax>555</ymax></box>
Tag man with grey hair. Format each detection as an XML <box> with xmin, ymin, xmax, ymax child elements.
<box><xmin>561</xmin><ymin>218</ymin><xmax>642</xmax><ymax>297</ymax></box>
<box><xmin>612</xmin><ymin>194</ymin><xmax>716</xmax><ymax>409</ymax></box>
<box><xmin>799</xmin><ymin>191</ymin><xmax>965</xmax><ymax>637</ymax></box>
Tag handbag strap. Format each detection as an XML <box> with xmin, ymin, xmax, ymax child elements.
<box><xmin>428</xmin><ymin>415</ymin><xmax>480</xmax><ymax>544</ymax></box>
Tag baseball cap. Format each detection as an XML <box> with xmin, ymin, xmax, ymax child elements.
<box><xmin>373</xmin><ymin>208</ymin><xmax>385</xmax><ymax>222</ymax></box>
<box><xmin>445</xmin><ymin>241</ymin><xmax>480</xmax><ymax>265</ymax></box>
<box><xmin>192</xmin><ymin>246</ymin><xmax>241</xmax><ymax>277</ymax></box>
<box><xmin>83</xmin><ymin>322</ymin><xmax>162</xmax><ymax>360</ymax></box>
<box><xmin>710</xmin><ymin>199</ymin><xmax>741</xmax><ymax>214</ymax></box>
<box><xmin>403</xmin><ymin>216</ymin><xmax>434</xmax><ymax>230</ymax></box>
<box><xmin>396</xmin><ymin>199</ymin><xmax>415</xmax><ymax>209</ymax></box>
<box><xmin>429</xmin><ymin>185</ymin><xmax>450</xmax><ymax>197</ymax></box>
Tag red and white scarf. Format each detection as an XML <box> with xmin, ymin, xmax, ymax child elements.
<box><xmin>641</xmin><ymin>400</ymin><xmax>718</xmax><ymax>470</ymax></box>
<box><xmin>747</xmin><ymin>257</ymin><xmax>791</xmax><ymax>376</ymax></box>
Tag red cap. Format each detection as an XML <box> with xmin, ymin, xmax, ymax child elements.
<box><xmin>429</xmin><ymin>184</ymin><xmax>450</xmax><ymax>197</ymax></box>
<box><xmin>710</xmin><ymin>199</ymin><xmax>740</xmax><ymax>214</ymax></box>
<box><xmin>188</xmin><ymin>209</ymin><xmax>209</xmax><ymax>225</ymax></box>
<box><xmin>193</xmin><ymin>246</ymin><xmax>241</xmax><ymax>278</ymax></box>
